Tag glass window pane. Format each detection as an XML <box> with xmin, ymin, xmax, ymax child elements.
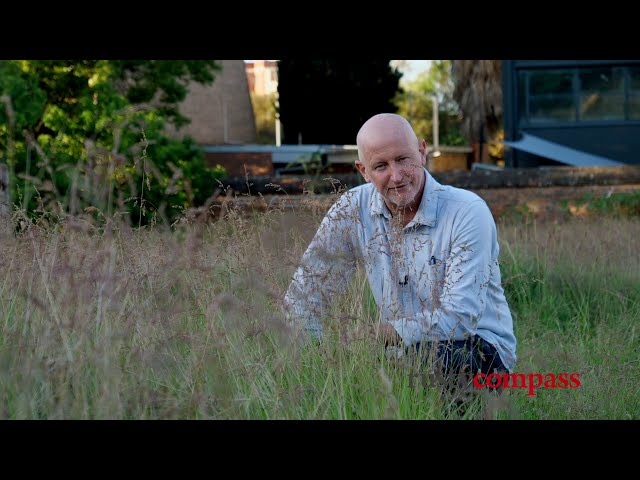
<box><xmin>517</xmin><ymin>71</ymin><xmax>528</xmax><ymax>124</ymax></box>
<box><xmin>629</xmin><ymin>66</ymin><xmax>640</xmax><ymax>90</ymax></box>
<box><xmin>521</xmin><ymin>69</ymin><xmax>576</xmax><ymax>123</ymax></box>
<box><xmin>628</xmin><ymin>66</ymin><xmax>640</xmax><ymax>119</ymax></box>
<box><xmin>580</xmin><ymin>67</ymin><xmax>624</xmax><ymax>93</ymax></box>
<box><xmin>529</xmin><ymin>94</ymin><xmax>575</xmax><ymax>123</ymax></box>
<box><xmin>579</xmin><ymin>67</ymin><xmax>625</xmax><ymax>120</ymax></box>
<box><xmin>629</xmin><ymin>94</ymin><xmax>640</xmax><ymax>120</ymax></box>
<box><xmin>530</xmin><ymin>70</ymin><xmax>573</xmax><ymax>95</ymax></box>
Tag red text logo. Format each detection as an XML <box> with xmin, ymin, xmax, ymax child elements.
<box><xmin>473</xmin><ymin>372</ymin><xmax>581</xmax><ymax>397</ymax></box>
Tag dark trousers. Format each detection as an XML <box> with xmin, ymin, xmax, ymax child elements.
<box><xmin>406</xmin><ymin>335</ymin><xmax>507</xmax><ymax>393</ymax></box>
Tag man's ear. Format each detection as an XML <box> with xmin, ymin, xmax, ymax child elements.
<box><xmin>418</xmin><ymin>139</ymin><xmax>428</xmax><ymax>166</ymax></box>
<box><xmin>355</xmin><ymin>161</ymin><xmax>369</xmax><ymax>182</ymax></box>
<box><xmin>419</xmin><ymin>139</ymin><xmax>428</xmax><ymax>157</ymax></box>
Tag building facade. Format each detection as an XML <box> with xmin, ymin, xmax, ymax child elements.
<box><xmin>503</xmin><ymin>60</ymin><xmax>640</xmax><ymax>167</ymax></box>
<box><xmin>165</xmin><ymin>60</ymin><xmax>257</xmax><ymax>145</ymax></box>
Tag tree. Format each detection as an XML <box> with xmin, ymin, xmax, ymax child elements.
<box><xmin>277</xmin><ymin>60</ymin><xmax>402</xmax><ymax>145</ymax></box>
<box><xmin>0</xmin><ymin>60</ymin><xmax>225</xmax><ymax>226</ymax></box>
<box><xmin>451</xmin><ymin>60</ymin><xmax>502</xmax><ymax>144</ymax></box>
<box><xmin>393</xmin><ymin>60</ymin><xmax>465</xmax><ymax>146</ymax></box>
<box><xmin>250</xmin><ymin>92</ymin><xmax>278</xmax><ymax>144</ymax></box>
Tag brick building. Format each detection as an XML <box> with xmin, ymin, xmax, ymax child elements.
<box><xmin>165</xmin><ymin>60</ymin><xmax>257</xmax><ymax>145</ymax></box>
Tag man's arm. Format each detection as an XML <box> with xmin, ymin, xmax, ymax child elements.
<box><xmin>378</xmin><ymin>322</ymin><xmax>403</xmax><ymax>346</ymax></box>
<box><xmin>284</xmin><ymin>194</ymin><xmax>358</xmax><ymax>341</ymax></box>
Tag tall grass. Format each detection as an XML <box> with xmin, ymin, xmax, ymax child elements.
<box><xmin>1</xmin><ymin>193</ymin><xmax>638</xmax><ymax>419</ymax></box>
<box><xmin>498</xmin><ymin>217</ymin><xmax>640</xmax><ymax>419</ymax></box>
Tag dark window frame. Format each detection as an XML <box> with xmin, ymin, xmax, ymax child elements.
<box><xmin>518</xmin><ymin>65</ymin><xmax>640</xmax><ymax>126</ymax></box>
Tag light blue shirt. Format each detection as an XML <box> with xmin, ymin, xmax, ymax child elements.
<box><xmin>284</xmin><ymin>168</ymin><xmax>517</xmax><ymax>371</ymax></box>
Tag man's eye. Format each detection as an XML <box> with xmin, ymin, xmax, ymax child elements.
<box><xmin>375</xmin><ymin>164</ymin><xmax>385</xmax><ymax>170</ymax></box>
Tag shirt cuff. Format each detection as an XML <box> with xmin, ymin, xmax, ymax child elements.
<box><xmin>387</xmin><ymin>318</ymin><xmax>422</xmax><ymax>346</ymax></box>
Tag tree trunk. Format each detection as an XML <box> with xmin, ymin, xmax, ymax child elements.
<box><xmin>0</xmin><ymin>163</ymin><xmax>10</xmax><ymax>230</ymax></box>
<box><xmin>451</xmin><ymin>60</ymin><xmax>502</xmax><ymax>144</ymax></box>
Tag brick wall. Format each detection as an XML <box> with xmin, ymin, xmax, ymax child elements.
<box><xmin>205</xmin><ymin>152</ymin><xmax>274</xmax><ymax>177</ymax></box>
<box><xmin>165</xmin><ymin>60</ymin><xmax>257</xmax><ymax>145</ymax></box>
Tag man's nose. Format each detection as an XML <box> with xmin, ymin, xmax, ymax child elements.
<box><xmin>389</xmin><ymin>164</ymin><xmax>404</xmax><ymax>184</ymax></box>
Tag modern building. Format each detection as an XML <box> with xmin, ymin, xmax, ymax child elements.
<box><xmin>502</xmin><ymin>60</ymin><xmax>640</xmax><ymax>167</ymax></box>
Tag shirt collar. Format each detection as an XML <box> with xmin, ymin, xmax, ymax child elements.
<box><xmin>370</xmin><ymin>168</ymin><xmax>439</xmax><ymax>227</ymax></box>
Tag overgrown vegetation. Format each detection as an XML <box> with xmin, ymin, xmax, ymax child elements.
<box><xmin>3</xmin><ymin>60</ymin><xmax>636</xmax><ymax>419</ymax></box>
<box><xmin>568</xmin><ymin>191</ymin><xmax>640</xmax><ymax>217</ymax></box>
<box><xmin>250</xmin><ymin>92</ymin><xmax>277</xmax><ymax>144</ymax></box>
<box><xmin>393</xmin><ymin>60</ymin><xmax>465</xmax><ymax>147</ymax></box>
<box><xmin>0</xmin><ymin>60</ymin><xmax>227</xmax><ymax>226</ymax></box>
<box><xmin>1</xmin><ymin>189</ymin><xmax>637</xmax><ymax>419</ymax></box>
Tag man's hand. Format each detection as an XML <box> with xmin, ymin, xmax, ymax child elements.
<box><xmin>353</xmin><ymin>322</ymin><xmax>402</xmax><ymax>347</ymax></box>
<box><xmin>377</xmin><ymin>322</ymin><xmax>403</xmax><ymax>347</ymax></box>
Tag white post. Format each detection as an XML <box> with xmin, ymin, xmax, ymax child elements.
<box><xmin>223</xmin><ymin>96</ymin><xmax>228</xmax><ymax>143</ymax></box>
<box><xmin>432</xmin><ymin>96</ymin><xmax>439</xmax><ymax>152</ymax></box>
<box><xmin>275</xmin><ymin>95</ymin><xmax>281</xmax><ymax>146</ymax></box>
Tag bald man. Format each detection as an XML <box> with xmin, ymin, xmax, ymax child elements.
<box><xmin>284</xmin><ymin>113</ymin><xmax>517</xmax><ymax>388</ymax></box>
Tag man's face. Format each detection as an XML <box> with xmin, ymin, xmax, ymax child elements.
<box><xmin>356</xmin><ymin>132</ymin><xmax>427</xmax><ymax>210</ymax></box>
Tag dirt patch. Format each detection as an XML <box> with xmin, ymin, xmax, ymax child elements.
<box><xmin>199</xmin><ymin>183</ymin><xmax>640</xmax><ymax>224</ymax></box>
<box><xmin>472</xmin><ymin>183</ymin><xmax>640</xmax><ymax>222</ymax></box>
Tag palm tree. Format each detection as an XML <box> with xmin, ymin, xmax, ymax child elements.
<box><xmin>451</xmin><ymin>60</ymin><xmax>502</xmax><ymax>145</ymax></box>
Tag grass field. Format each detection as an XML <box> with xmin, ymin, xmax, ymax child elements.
<box><xmin>0</xmin><ymin>199</ymin><xmax>638</xmax><ymax>419</ymax></box>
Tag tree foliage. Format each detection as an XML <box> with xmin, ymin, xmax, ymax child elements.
<box><xmin>0</xmin><ymin>60</ymin><xmax>225</xmax><ymax>226</ymax></box>
<box><xmin>393</xmin><ymin>60</ymin><xmax>465</xmax><ymax>146</ymax></box>
<box><xmin>277</xmin><ymin>60</ymin><xmax>402</xmax><ymax>145</ymax></box>
<box><xmin>250</xmin><ymin>92</ymin><xmax>278</xmax><ymax>144</ymax></box>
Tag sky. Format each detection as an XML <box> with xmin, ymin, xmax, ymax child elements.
<box><xmin>245</xmin><ymin>60</ymin><xmax>433</xmax><ymax>84</ymax></box>
<box><xmin>391</xmin><ymin>60</ymin><xmax>433</xmax><ymax>84</ymax></box>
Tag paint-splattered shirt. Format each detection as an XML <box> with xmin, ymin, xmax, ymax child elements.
<box><xmin>284</xmin><ymin>169</ymin><xmax>517</xmax><ymax>371</ymax></box>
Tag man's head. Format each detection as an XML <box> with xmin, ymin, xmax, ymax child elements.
<box><xmin>355</xmin><ymin>113</ymin><xmax>428</xmax><ymax>212</ymax></box>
